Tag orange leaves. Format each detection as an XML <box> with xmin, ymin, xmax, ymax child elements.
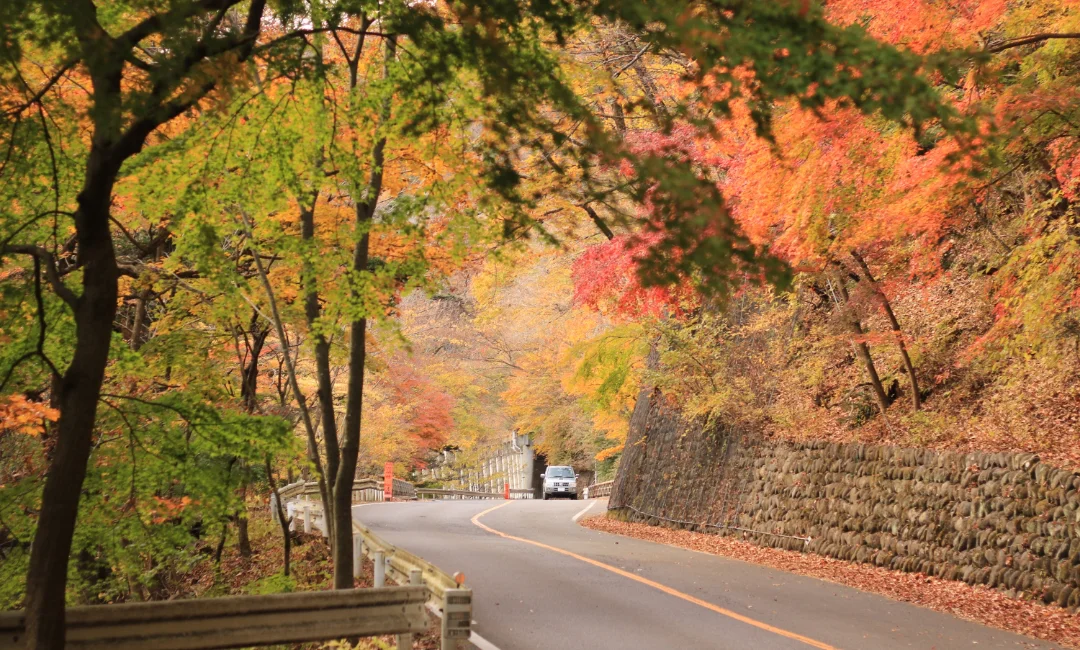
<box><xmin>149</xmin><ymin>495</ymin><xmax>193</xmax><ymax>523</ymax></box>
<box><xmin>1049</xmin><ymin>139</ymin><xmax>1080</xmax><ymax>202</ymax></box>
<box><xmin>0</xmin><ymin>394</ymin><xmax>59</xmax><ymax>437</ymax></box>
<box><xmin>825</xmin><ymin>0</ymin><xmax>1008</xmax><ymax>52</ymax></box>
<box><xmin>595</xmin><ymin>444</ymin><xmax>623</xmax><ymax>462</ymax></box>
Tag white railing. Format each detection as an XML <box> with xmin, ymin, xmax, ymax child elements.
<box><xmin>272</xmin><ymin>476</ymin><xmax>417</xmax><ymax>521</ymax></box>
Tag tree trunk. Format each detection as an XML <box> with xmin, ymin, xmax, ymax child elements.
<box><xmin>266</xmin><ymin>457</ymin><xmax>291</xmax><ymax>576</ymax></box>
<box><xmin>830</xmin><ymin>274</ymin><xmax>890</xmax><ymax>418</ymax></box>
<box><xmin>298</xmin><ymin>195</ymin><xmax>339</xmax><ymax>547</ymax></box>
<box><xmin>631</xmin><ymin>56</ymin><xmax>668</xmax><ymax>123</ymax></box>
<box><xmin>850</xmin><ymin>251</ymin><xmax>921</xmax><ymax>411</ymax></box>
<box><xmin>333</xmin><ymin>35</ymin><xmax>395</xmax><ymax>589</ymax></box>
<box><xmin>23</xmin><ymin>5</ymin><xmax>269</xmax><ymax>644</ymax></box>
<box><xmin>239</xmin><ymin>209</ymin><xmax>332</xmax><ymax>553</ymax></box>
<box><xmin>236</xmin><ymin>473</ymin><xmax>252</xmax><ymax>558</ymax></box>
<box><xmin>214</xmin><ymin>526</ymin><xmax>228</xmax><ymax>564</ymax></box>
<box><xmin>237</xmin><ymin>318</ymin><xmax>267</xmax><ymax>559</ymax></box>
<box><xmin>24</xmin><ymin>143</ymin><xmax>121</xmax><ymax>650</ymax></box>
<box><xmin>608</xmin><ymin>98</ymin><xmax>627</xmax><ymax>135</ymax></box>
<box><xmin>129</xmin><ymin>288</ymin><xmax>149</xmax><ymax>351</ymax></box>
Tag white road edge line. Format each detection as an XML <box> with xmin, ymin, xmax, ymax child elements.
<box><xmin>426</xmin><ymin>603</ymin><xmax>503</xmax><ymax>650</ymax></box>
<box><xmin>571</xmin><ymin>500</ymin><xmax>596</xmax><ymax>522</ymax></box>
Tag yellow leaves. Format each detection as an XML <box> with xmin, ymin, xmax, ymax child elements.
<box><xmin>591</xmin><ymin>409</ymin><xmax>628</xmax><ymax>441</ymax></box>
<box><xmin>0</xmin><ymin>394</ymin><xmax>59</xmax><ymax>437</ymax></box>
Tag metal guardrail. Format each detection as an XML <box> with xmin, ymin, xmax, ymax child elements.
<box><xmin>352</xmin><ymin>520</ymin><xmax>459</xmax><ymax>604</ymax></box>
<box><xmin>285</xmin><ymin>496</ymin><xmax>473</xmax><ymax>649</ymax></box>
<box><xmin>584</xmin><ymin>480</ymin><xmax>613</xmax><ymax>498</ymax></box>
<box><xmin>0</xmin><ymin>587</ymin><xmax>427</xmax><ymax>650</ymax></box>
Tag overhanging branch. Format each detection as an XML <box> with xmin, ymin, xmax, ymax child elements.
<box><xmin>1</xmin><ymin>245</ymin><xmax>79</xmax><ymax>308</ymax></box>
<box><xmin>987</xmin><ymin>32</ymin><xmax>1080</xmax><ymax>53</ymax></box>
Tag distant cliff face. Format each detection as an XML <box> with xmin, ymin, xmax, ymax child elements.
<box><xmin>611</xmin><ymin>388</ymin><xmax>1080</xmax><ymax>611</ymax></box>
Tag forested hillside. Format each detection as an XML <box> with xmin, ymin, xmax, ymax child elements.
<box><xmin>422</xmin><ymin>0</ymin><xmax>1080</xmax><ymax>472</ymax></box>
<box><xmin>1</xmin><ymin>0</ymin><xmax>1078</xmax><ymax>644</ymax></box>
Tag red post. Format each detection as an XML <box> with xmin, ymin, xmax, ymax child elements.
<box><xmin>384</xmin><ymin>462</ymin><xmax>394</xmax><ymax>502</ymax></box>
<box><xmin>504</xmin><ymin>482</ymin><xmax>510</xmax><ymax>500</ymax></box>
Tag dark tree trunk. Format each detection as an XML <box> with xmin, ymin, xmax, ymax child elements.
<box><xmin>236</xmin><ymin>475</ymin><xmax>252</xmax><ymax>558</ymax></box>
<box><xmin>23</xmin><ymin>5</ymin><xmax>269</xmax><ymax>645</ymax></box>
<box><xmin>332</xmin><ymin>35</ymin><xmax>395</xmax><ymax>589</ymax></box>
<box><xmin>240</xmin><ymin>315</ymin><xmax>269</xmax><ymax>413</ymax></box>
<box><xmin>850</xmin><ymin>251</ymin><xmax>921</xmax><ymax>411</ymax></box>
<box><xmin>266</xmin><ymin>457</ymin><xmax>291</xmax><ymax>576</ymax></box>
<box><xmin>129</xmin><ymin>289</ymin><xmax>149</xmax><ymax>351</ymax></box>
<box><xmin>237</xmin><ymin>317</ymin><xmax>267</xmax><ymax>559</ymax></box>
<box><xmin>831</xmin><ymin>273</ymin><xmax>891</xmax><ymax>418</ymax></box>
<box><xmin>24</xmin><ymin>142</ymin><xmax>121</xmax><ymax>650</ymax></box>
<box><xmin>214</xmin><ymin>527</ymin><xmax>228</xmax><ymax>564</ymax></box>
<box><xmin>298</xmin><ymin>196</ymin><xmax>338</xmax><ymax>546</ymax></box>
<box><xmin>631</xmin><ymin>57</ymin><xmax>668</xmax><ymax>123</ymax></box>
<box><xmin>582</xmin><ymin>204</ymin><xmax>615</xmax><ymax>240</ymax></box>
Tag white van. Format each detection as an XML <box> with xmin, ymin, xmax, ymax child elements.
<box><xmin>541</xmin><ymin>466</ymin><xmax>578</xmax><ymax>500</ymax></box>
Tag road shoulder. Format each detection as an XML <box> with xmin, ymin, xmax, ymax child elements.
<box><xmin>579</xmin><ymin>512</ymin><xmax>1080</xmax><ymax>649</ymax></box>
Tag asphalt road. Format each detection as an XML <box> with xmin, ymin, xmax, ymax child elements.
<box><xmin>354</xmin><ymin>499</ymin><xmax>1061</xmax><ymax>650</ymax></box>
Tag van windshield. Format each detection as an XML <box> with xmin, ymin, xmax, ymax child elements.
<box><xmin>547</xmin><ymin>467</ymin><xmax>574</xmax><ymax>478</ymax></box>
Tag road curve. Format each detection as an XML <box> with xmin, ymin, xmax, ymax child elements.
<box><xmin>354</xmin><ymin>499</ymin><xmax>1061</xmax><ymax>650</ymax></box>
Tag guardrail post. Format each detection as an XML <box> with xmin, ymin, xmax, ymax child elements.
<box><xmin>440</xmin><ymin>588</ymin><xmax>472</xmax><ymax>650</ymax></box>
<box><xmin>352</xmin><ymin>533</ymin><xmax>362</xmax><ymax>579</ymax></box>
<box><xmin>303</xmin><ymin>503</ymin><xmax>311</xmax><ymax>534</ymax></box>
<box><xmin>374</xmin><ymin>551</ymin><xmax>385</xmax><ymax>588</ymax></box>
<box><xmin>396</xmin><ymin>570</ymin><xmax>422</xmax><ymax>650</ymax></box>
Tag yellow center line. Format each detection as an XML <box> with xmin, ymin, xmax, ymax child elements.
<box><xmin>471</xmin><ymin>502</ymin><xmax>838</xmax><ymax>650</ymax></box>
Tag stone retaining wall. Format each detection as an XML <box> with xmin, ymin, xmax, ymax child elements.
<box><xmin>610</xmin><ymin>389</ymin><xmax>1080</xmax><ymax>610</ymax></box>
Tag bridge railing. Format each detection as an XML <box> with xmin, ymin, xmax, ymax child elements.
<box><xmin>394</xmin><ymin>477</ymin><xmax>417</xmax><ymax>499</ymax></box>
<box><xmin>274</xmin><ymin>476</ymin><xmax>416</xmax><ymax>516</ymax></box>
<box><xmin>416</xmin><ymin>487</ymin><xmax>503</xmax><ymax>500</ymax></box>
<box><xmin>584</xmin><ymin>480</ymin><xmax>613</xmax><ymax>498</ymax></box>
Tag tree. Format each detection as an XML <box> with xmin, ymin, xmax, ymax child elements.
<box><xmin>0</xmin><ymin>2</ymin><xmax>293</xmax><ymax>644</ymax></box>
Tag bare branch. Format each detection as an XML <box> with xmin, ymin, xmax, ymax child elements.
<box><xmin>613</xmin><ymin>44</ymin><xmax>649</xmax><ymax>78</ymax></box>
<box><xmin>4</xmin><ymin>59</ymin><xmax>79</xmax><ymax>118</ymax></box>
<box><xmin>1</xmin><ymin>244</ymin><xmax>78</xmax><ymax>308</ymax></box>
<box><xmin>581</xmin><ymin>204</ymin><xmax>615</xmax><ymax>240</ymax></box>
<box><xmin>987</xmin><ymin>32</ymin><xmax>1080</xmax><ymax>53</ymax></box>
